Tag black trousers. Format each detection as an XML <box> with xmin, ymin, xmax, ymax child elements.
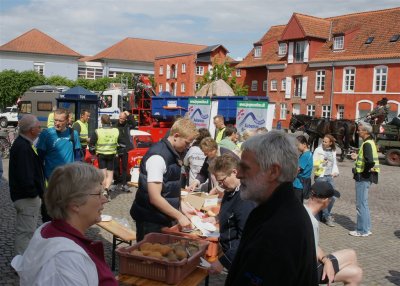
<box><xmin>115</xmin><ymin>151</ymin><xmax>128</xmax><ymax>185</ymax></box>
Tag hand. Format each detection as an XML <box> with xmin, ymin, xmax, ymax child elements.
<box><xmin>181</xmin><ymin>201</ymin><xmax>197</xmax><ymax>217</ymax></box>
<box><xmin>332</xmin><ymin>172</ymin><xmax>339</xmax><ymax>178</ymax></box>
<box><xmin>350</xmin><ymin>153</ymin><xmax>358</xmax><ymax>160</ymax></box>
<box><xmin>322</xmin><ymin>259</ymin><xmax>335</xmax><ymax>284</ymax></box>
<box><xmin>209</xmin><ymin>187</ymin><xmax>219</xmax><ymax>195</ymax></box>
<box><xmin>185</xmin><ymin>182</ymin><xmax>198</xmax><ymax>192</ymax></box>
<box><xmin>177</xmin><ymin>214</ymin><xmax>191</xmax><ymax>228</ymax></box>
<box><xmin>209</xmin><ymin>260</ymin><xmax>224</xmax><ymax>274</ymax></box>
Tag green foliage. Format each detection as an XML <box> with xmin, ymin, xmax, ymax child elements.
<box><xmin>46</xmin><ymin>75</ymin><xmax>74</xmax><ymax>87</ymax></box>
<box><xmin>197</xmin><ymin>61</ymin><xmax>248</xmax><ymax>96</ymax></box>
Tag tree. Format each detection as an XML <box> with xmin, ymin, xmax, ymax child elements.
<box><xmin>46</xmin><ymin>75</ymin><xmax>74</xmax><ymax>87</ymax></box>
<box><xmin>0</xmin><ymin>70</ymin><xmax>45</xmax><ymax>108</ymax></box>
<box><xmin>198</xmin><ymin>61</ymin><xmax>248</xmax><ymax>95</ymax></box>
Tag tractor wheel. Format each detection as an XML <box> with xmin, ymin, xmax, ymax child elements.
<box><xmin>385</xmin><ymin>149</ymin><xmax>400</xmax><ymax>166</ymax></box>
<box><xmin>0</xmin><ymin>118</ymin><xmax>8</xmax><ymax>128</ymax></box>
<box><xmin>0</xmin><ymin>138</ymin><xmax>11</xmax><ymax>159</ymax></box>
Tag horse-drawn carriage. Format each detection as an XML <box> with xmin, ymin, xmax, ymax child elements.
<box><xmin>373</xmin><ymin>123</ymin><xmax>400</xmax><ymax>166</ymax></box>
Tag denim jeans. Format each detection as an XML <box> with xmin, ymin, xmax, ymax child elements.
<box><xmin>315</xmin><ymin>176</ymin><xmax>336</xmax><ymax>219</ymax></box>
<box><xmin>355</xmin><ymin>180</ymin><xmax>371</xmax><ymax>234</ymax></box>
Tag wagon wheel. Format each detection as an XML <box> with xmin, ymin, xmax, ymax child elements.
<box><xmin>0</xmin><ymin>138</ymin><xmax>11</xmax><ymax>159</ymax></box>
<box><xmin>385</xmin><ymin>149</ymin><xmax>400</xmax><ymax>166</ymax></box>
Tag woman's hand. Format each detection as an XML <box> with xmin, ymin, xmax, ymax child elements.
<box><xmin>202</xmin><ymin>216</ymin><xmax>216</xmax><ymax>224</ymax></box>
<box><xmin>332</xmin><ymin>172</ymin><xmax>339</xmax><ymax>177</ymax></box>
<box><xmin>350</xmin><ymin>152</ymin><xmax>358</xmax><ymax>160</ymax></box>
<box><xmin>177</xmin><ymin>214</ymin><xmax>191</xmax><ymax>228</ymax></box>
<box><xmin>322</xmin><ymin>259</ymin><xmax>335</xmax><ymax>285</ymax></box>
<box><xmin>185</xmin><ymin>181</ymin><xmax>198</xmax><ymax>192</ymax></box>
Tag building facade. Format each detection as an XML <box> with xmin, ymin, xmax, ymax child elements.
<box><xmin>238</xmin><ymin>8</ymin><xmax>400</xmax><ymax>129</ymax></box>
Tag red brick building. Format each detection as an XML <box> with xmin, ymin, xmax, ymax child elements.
<box><xmin>154</xmin><ymin>45</ymin><xmax>240</xmax><ymax>96</ymax></box>
<box><xmin>238</xmin><ymin>8</ymin><xmax>400</xmax><ymax>129</ymax></box>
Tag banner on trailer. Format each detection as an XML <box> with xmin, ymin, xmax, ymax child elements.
<box><xmin>188</xmin><ymin>98</ymin><xmax>211</xmax><ymax>129</ymax></box>
<box><xmin>236</xmin><ymin>101</ymin><xmax>269</xmax><ymax>134</ymax></box>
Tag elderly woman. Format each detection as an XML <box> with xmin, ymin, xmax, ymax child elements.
<box><xmin>12</xmin><ymin>163</ymin><xmax>117</xmax><ymax>286</ymax></box>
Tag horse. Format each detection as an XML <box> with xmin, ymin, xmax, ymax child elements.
<box><xmin>290</xmin><ymin>114</ymin><xmax>359</xmax><ymax>161</ymax></box>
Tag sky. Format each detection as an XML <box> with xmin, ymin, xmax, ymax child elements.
<box><xmin>0</xmin><ymin>0</ymin><xmax>399</xmax><ymax>59</ymax></box>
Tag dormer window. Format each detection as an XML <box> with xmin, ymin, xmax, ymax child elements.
<box><xmin>333</xmin><ymin>35</ymin><xmax>344</xmax><ymax>50</ymax></box>
<box><xmin>365</xmin><ymin>37</ymin><xmax>374</xmax><ymax>44</ymax></box>
<box><xmin>390</xmin><ymin>34</ymin><xmax>400</xmax><ymax>42</ymax></box>
<box><xmin>254</xmin><ymin>46</ymin><xmax>262</xmax><ymax>58</ymax></box>
<box><xmin>278</xmin><ymin>43</ymin><xmax>287</xmax><ymax>56</ymax></box>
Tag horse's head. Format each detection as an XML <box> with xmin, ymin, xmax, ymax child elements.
<box><xmin>289</xmin><ymin>114</ymin><xmax>305</xmax><ymax>133</ymax></box>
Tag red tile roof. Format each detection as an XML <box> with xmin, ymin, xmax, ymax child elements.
<box><xmin>0</xmin><ymin>29</ymin><xmax>81</xmax><ymax>57</ymax></box>
<box><xmin>239</xmin><ymin>7</ymin><xmax>400</xmax><ymax>68</ymax></box>
<box><xmin>83</xmin><ymin>38</ymin><xmax>207</xmax><ymax>63</ymax></box>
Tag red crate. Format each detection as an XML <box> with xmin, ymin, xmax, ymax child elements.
<box><xmin>116</xmin><ymin>233</ymin><xmax>209</xmax><ymax>284</ymax></box>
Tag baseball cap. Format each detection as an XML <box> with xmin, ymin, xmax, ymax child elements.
<box><xmin>310</xmin><ymin>181</ymin><xmax>341</xmax><ymax>198</ymax></box>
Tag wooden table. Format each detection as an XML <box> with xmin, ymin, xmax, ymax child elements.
<box><xmin>117</xmin><ymin>267</ymin><xmax>209</xmax><ymax>286</ymax></box>
<box><xmin>97</xmin><ymin>220</ymin><xmax>137</xmax><ymax>270</ymax></box>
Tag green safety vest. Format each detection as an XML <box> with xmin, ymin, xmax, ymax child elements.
<box><xmin>355</xmin><ymin>139</ymin><xmax>380</xmax><ymax>173</ymax></box>
<box><xmin>215</xmin><ymin>127</ymin><xmax>226</xmax><ymax>144</ymax></box>
<box><xmin>47</xmin><ymin>112</ymin><xmax>54</xmax><ymax>128</ymax></box>
<box><xmin>95</xmin><ymin>128</ymin><xmax>119</xmax><ymax>155</ymax></box>
<box><xmin>75</xmin><ymin>120</ymin><xmax>89</xmax><ymax>146</ymax></box>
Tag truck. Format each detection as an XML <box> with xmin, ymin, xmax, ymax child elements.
<box><xmin>0</xmin><ymin>105</ymin><xmax>18</xmax><ymax>128</ymax></box>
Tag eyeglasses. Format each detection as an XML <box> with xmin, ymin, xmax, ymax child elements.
<box><xmin>87</xmin><ymin>191</ymin><xmax>105</xmax><ymax>198</ymax></box>
<box><xmin>216</xmin><ymin>173</ymin><xmax>231</xmax><ymax>186</ymax></box>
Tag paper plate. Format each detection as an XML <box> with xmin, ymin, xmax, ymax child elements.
<box><xmin>101</xmin><ymin>214</ymin><xmax>112</xmax><ymax>222</ymax></box>
<box><xmin>181</xmin><ymin>191</ymin><xmax>188</xmax><ymax>196</ymax></box>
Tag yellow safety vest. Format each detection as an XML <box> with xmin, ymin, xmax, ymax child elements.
<box><xmin>75</xmin><ymin>120</ymin><xmax>89</xmax><ymax>146</ymax></box>
<box><xmin>95</xmin><ymin>128</ymin><xmax>119</xmax><ymax>155</ymax></box>
<box><xmin>355</xmin><ymin>139</ymin><xmax>380</xmax><ymax>173</ymax></box>
<box><xmin>215</xmin><ymin>127</ymin><xmax>226</xmax><ymax>144</ymax></box>
<box><xmin>47</xmin><ymin>112</ymin><xmax>54</xmax><ymax>128</ymax></box>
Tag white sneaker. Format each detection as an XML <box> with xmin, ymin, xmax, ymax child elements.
<box><xmin>349</xmin><ymin>230</ymin><xmax>370</xmax><ymax>237</ymax></box>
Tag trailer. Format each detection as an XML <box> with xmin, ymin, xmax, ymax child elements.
<box><xmin>374</xmin><ymin>123</ymin><xmax>400</xmax><ymax>166</ymax></box>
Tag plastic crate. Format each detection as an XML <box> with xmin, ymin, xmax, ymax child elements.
<box><xmin>116</xmin><ymin>233</ymin><xmax>209</xmax><ymax>284</ymax></box>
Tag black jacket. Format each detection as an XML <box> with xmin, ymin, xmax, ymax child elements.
<box><xmin>114</xmin><ymin>114</ymin><xmax>136</xmax><ymax>152</ymax></box>
<box><xmin>225</xmin><ymin>182</ymin><xmax>318</xmax><ymax>286</ymax></box>
<box><xmin>218</xmin><ymin>186</ymin><xmax>256</xmax><ymax>270</ymax></box>
<box><xmin>9</xmin><ymin>136</ymin><xmax>45</xmax><ymax>202</ymax></box>
<box><xmin>130</xmin><ymin>138</ymin><xmax>181</xmax><ymax>225</ymax></box>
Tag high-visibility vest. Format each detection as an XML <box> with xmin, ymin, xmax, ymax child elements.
<box><xmin>75</xmin><ymin>120</ymin><xmax>89</xmax><ymax>146</ymax></box>
<box><xmin>95</xmin><ymin>128</ymin><xmax>119</xmax><ymax>155</ymax></box>
<box><xmin>47</xmin><ymin>112</ymin><xmax>54</xmax><ymax>128</ymax></box>
<box><xmin>215</xmin><ymin>127</ymin><xmax>226</xmax><ymax>143</ymax></box>
<box><xmin>355</xmin><ymin>139</ymin><xmax>380</xmax><ymax>173</ymax></box>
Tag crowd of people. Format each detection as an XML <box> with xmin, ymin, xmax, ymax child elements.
<box><xmin>5</xmin><ymin>111</ymin><xmax>381</xmax><ymax>285</ymax></box>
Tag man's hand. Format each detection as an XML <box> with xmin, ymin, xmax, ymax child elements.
<box><xmin>322</xmin><ymin>259</ymin><xmax>335</xmax><ymax>285</ymax></box>
<box><xmin>209</xmin><ymin>260</ymin><xmax>224</xmax><ymax>274</ymax></box>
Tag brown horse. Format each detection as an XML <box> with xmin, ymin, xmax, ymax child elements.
<box><xmin>290</xmin><ymin>114</ymin><xmax>359</xmax><ymax>161</ymax></box>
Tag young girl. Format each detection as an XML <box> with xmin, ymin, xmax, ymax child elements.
<box><xmin>313</xmin><ymin>134</ymin><xmax>339</xmax><ymax>227</ymax></box>
<box><xmin>293</xmin><ymin>135</ymin><xmax>313</xmax><ymax>202</ymax></box>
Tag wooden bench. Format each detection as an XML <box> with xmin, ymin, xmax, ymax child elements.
<box><xmin>97</xmin><ymin>220</ymin><xmax>137</xmax><ymax>270</ymax></box>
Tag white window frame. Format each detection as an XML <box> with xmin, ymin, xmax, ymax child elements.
<box><xmin>294</xmin><ymin>77</ymin><xmax>302</xmax><ymax>97</ymax></box>
<box><xmin>254</xmin><ymin>46</ymin><xmax>262</xmax><ymax>58</ymax></box>
<box><xmin>195</xmin><ymin>83</ymin><xmax>201</xmax><ymax>90</ymax></box>
<box><xmin>181</xmin><ymin>63</ymin><xmax>186</xmax><ymax>73</ymax></box>
<box><xmin>270</xmin><ymin>80</ymin><xmax>277</xmax><ymax>91</ymax></box>
<box><xmin>181</xmin><ymin>82</ymin><xmax>186</xmax><ymax>93</ymax></box>
<box><xmin>78</xmin><ymin>66</ymin><xmax>103</xmax><ymax>80</ymax></box>
<box><xmin>251</xmin><ymin>80</ymin><xmax>258</xmax><ymax>91</ymax></box>
<box><xmin>159</xmin><ymin>65</ymin><xmax>164</xmax><ymax>75</ymax></box>
<box><xmin>278</xmin><ymin>43</ymin><xmax>287</xmax><ymax>56</ymax></box>
<box><xmin>337</xmin><ymin>105</ymin><xmax>344</xmax><ymax>119</ymax></box>
<box><xmin>343</xmin><ymin>67</ymin><xmax>356</xmax><ymax>92</ymax></box>
<box><xmin>158</xmin><ymin>84</ymin><xmax>163</xmax><ymax>93</ymax></box>
<box><xmin>280</xmin><ymin>103</ymin><xmax>287</xmax><ymax>119</ymax></box>
<box><xmin>322</xmin><ymin>105</ymin><xmax>331</xmax><ymax>119</ymax></box>
<box><xmin>236</xmin><ymin>69</ymin><xmax>241</xmax><ymax>77</ymax></box>
<box><xmin>262</xmin><ymin>80</ymin><xmax>268</xmax><ymax>92</ymax></box>
<box><xmin>373</xmin><ymin>65</ymin><xmax>388</xmax><ymax>93</ymax></box>
<box><xmin>333</xmin><ymin>35</ymin><xmax>344</xmax><ymax>50</ymax></box>
<box><xmin>307</xmin><ymin>104</ymin><xmax>316</xmax><ymax>117</ymax></box>
<box><xmin>196</xmin><ymin>66</ymin><xmax>204</xmax><ymax>75</ymax></box>
<box><xmin>295</xmin><ymin>41</ymin><xmax>305</xmax><ymax>62</ymax></box>
<box><xmin>281</xmin><ymin>79</ymin><xmax>286</xmax><ymax>91</ymax></box>
<box><xmin>315</xmin><ymin>70</ymin><xmax>326</xmax><ymax>92</ymax></box>
<box><xmin>34</xmin><ymin>63</ymin><xmax>45</xmax><ymax>75</ymax></box>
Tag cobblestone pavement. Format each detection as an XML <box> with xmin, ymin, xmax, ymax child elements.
<box><xmin>1</xmin><ymin>157</ymin><xmax>399</xmax><ymax>285</ymax></box>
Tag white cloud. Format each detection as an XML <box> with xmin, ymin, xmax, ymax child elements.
<box><xmin>0</xmin><ymin>0</ymin><xmax>399</xmax><ymax>58</ymax></box>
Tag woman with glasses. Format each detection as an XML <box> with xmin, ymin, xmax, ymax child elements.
<box><xmin>12</xmin><ymin>162</ymin><xmax>117</xmax><ymax>286</ymax></box>
<box><xmin>203</xmin><ymin>154</ymin><xmax>256</xmax><ymax>274</ymax></box>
